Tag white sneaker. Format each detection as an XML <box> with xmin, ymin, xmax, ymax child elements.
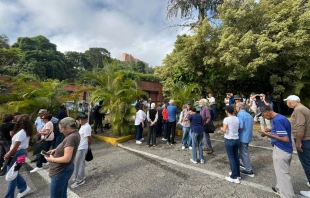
<box><xmin>229</xmin><ymin>172</ymin><xmax>241</xmax><ymax>180</ymax></box>
<box><xmin>30</xmin><ymin>167</ymin><xmax>43</xmax><ymax>173</ymax></box>
<box><xmin>300</xmin><ymin>191</ymin><xmax>310</xmax><ymax>198</ymax></box>
<box><xmin>190</xmin><ymin>159</ymin><xmax>197</xmax><ymax>164</ymax></box>
<box><xmin>200</xmin><ymin>159</ymin><xmax>205</xmax><ymax>164</ymax></box>
<box><xmin>140</xmin><ymin>138</ymin><xmax>144</xmax><ymax>141</ymax></box>
<box><xmin>16</xmin><ymin>186</ymin><xmax>31</xmax><ymax>198</ymax></box>
<box><xmin>162</xmin><ymin>138</ymin><xmax>167</xmax><ymax>141</ymax></box>
<box><xmin>225</xmin><ymin>176</ymin><xmax>240</xmax><ymax>184</ymax></box>
<box><xmin>182</xmin><ymin>146</ymin><xmax>185</xmax><ymax>150</ymax></box>
<box><xmin>307</xmin><ymin>182</ymin><xmax>310</xmax><ymax>188</ymax></box>
<box><xmin>136</xmin><ymin>141</ymin><xmax>142</xmax><ymax>144</ymax></box>
<box><xmin>71</xmin><ymin>180</ymin><xmax>85</xmax><ymax>189</ymax></box>
<box><xmin>189</xmin><ymin>146</ymin><xmax>192</xmax><ymax>150</ymax></box>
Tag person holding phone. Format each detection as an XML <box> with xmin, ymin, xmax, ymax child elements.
<box><xmin>30</xmin><ymin>114</ymin><xmax>54</xmax><ymax>173</ymax></box>
<box><xmin>4</xmin><ymin>114</ymin><xmax>32</xmax><ymax>198</ymax></box>
<box><xmin>44</xmin><ymin>117</ymin><xmax>80</xmax><ymax>198</ymax></box>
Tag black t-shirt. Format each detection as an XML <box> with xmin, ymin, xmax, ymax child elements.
<box><xmin>257</xmin><ymin>99</ymin><xmax>270</xmax><ymax>107</ymax></box>
<box><xmin>0</xmin><ymin>122</ymin><xmax>14</xmax><ymax>142</ymax></box>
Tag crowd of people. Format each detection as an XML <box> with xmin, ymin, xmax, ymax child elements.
<box><xmin>0</xmin><ymin>104</ymin><xmax>93</xmax><ymax>198</ymax></box>
<box><xmin>1</xmin><ymin>93</ymin><xmax>310</xmax><ymax>198</ymax></box>
<box><xmin>134</xmin><ymin>94</ymin><xmax>310</xmax><ymax>198</ymax></box>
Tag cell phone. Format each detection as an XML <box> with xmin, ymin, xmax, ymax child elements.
<box><xmin>40</xmin><ymin>150</ymin><xmax>50</xmax><ymax>157</ymax></box>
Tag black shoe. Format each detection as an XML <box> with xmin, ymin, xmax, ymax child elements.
<box><xmin>272</xmin><ymin>187</ymin><xmax>281</xmax><ymax>197</ymax></box>
<box><xmin>240</xmin><ymin>170</ymin><xmax>255</xmax><ymax>177</ymax></box>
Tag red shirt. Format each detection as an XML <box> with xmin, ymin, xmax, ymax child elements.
<box><xmin>162</xmin><ymin>109</ymin><xmax>168</xmax><ymax>121</ymax></box>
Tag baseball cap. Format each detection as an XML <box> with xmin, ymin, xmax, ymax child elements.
<box><xmin>186</xmin><ymin>101</ymin><xmax>191</xmax><ymax>105</ymax></box>
<box><xmin>283</xmin><ymin>95</ymin><xmax>300</xmax><ymax>102</ymax></box>
<box><xmin>39</xmin><ymin>109</ymin><xmax>47</xmax><ymax>114</ymax></box>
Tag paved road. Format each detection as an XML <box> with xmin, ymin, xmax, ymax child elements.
<box><xmin>0</xmin><ymin>130</ymin><xmax>307</xmax><ymax>198</ymax></box>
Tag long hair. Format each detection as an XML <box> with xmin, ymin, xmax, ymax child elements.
<box><xmin>13</xmin><ymin>114</ymin><xmax>33</xmax><ymax>137</ymax></box>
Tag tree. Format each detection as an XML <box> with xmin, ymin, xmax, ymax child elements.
<box><xmin>81</xmin><ymin>60</ymin><xmax>145</xmax><ymax>136</ymax></box>
<box><xmin>65</xmin><ymin>51</ymin><xmax>92</xmax><ymax>70</ymax></box>
<box><xmin>0</xmin><ymin>34</ymin><xmax>10</xmax><ymax>49</ymax></box>
<box><xmin>12</xmin><ymin>35</ymin><xmax>76</xmax><ymax>80</ymax></box>
<box><xmin>84</xmin><ymin>47</ymin><xmax>111</xmax><ymax>69</ymax></box>
<box><xmin>166</xmin><ymin>0</ymin><xmax>225</xmax><ymax>28</ymax></box>
<box><xmin>132</xmin><ymin>61</ymin><xmax>147</xmax><ymax>73</ymax></box>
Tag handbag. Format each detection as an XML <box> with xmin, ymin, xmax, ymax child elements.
<box><xmin>5</xmin><ymin>155</ymin><xmax>26</xmax><ymax>181</ymax></box>
<box><xmin>33</xmin><ymin>131</ymin><xmax>53</xmax><ymax>155</ymax></box>
<box><xmin>203</xmin><ymin>122</ymin><xmax>215</xmax><ymax>133</ymax></box>
<box><xmin>85</xmin><ymin>149</ymin><xmax>93</xmax><ymax>162</ymax></box>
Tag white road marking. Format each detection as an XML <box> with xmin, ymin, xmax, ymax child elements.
<box><xmin>26</xmin><ymin>158</ymin><xmax>80</xmax><ymax>198</ymax></box>
<box><xmin>210</xmin><ymin>138</ymin><xmax>298</xmax><ymax>154</ymax></box>
<box><xmin>118</xmin><ymin>143</ymin><xmax>275</xmax><ymax>194</ymax></box>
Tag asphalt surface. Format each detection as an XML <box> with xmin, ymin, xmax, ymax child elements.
<box><xmin>0</xmin><ymin>129</ymin><xmax>308</xmax><ymax>198</ymax></box>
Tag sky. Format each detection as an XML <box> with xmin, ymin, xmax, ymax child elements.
<box><xmin>0</xmin><ymin>0</ymin><xmax>188</xmax><ymax>66</ymax></box>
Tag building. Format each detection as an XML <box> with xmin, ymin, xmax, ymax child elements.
<box><xmin>122</xmin><ymin>53</ymin><xmax>149</xmax><ymax>66</ymax></box>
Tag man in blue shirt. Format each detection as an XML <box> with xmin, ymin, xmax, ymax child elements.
<box><xmin>259</xmin><ymin>106</ymin><xmax>295</xmax><ymax>198</ymax></box>
<box><xmin>167</xmin><ymin>100</ymin><xmax>178</xmax><ymax>145</ymax></box>
<box><xmin>236</xmin><ymin>103</ymin><xmax>254</xmax><ymax>177</ymax></box>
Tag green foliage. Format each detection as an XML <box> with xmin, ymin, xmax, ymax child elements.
<box><xmin>80</xmin><ymin>60</ymin><xmax>145</xmax><ymax>136</ymax></box>
<box><xmin>121</xmin><ymin>71</ymin><xmax>160</xmax><ymax>82</ymax></box>
<box><xmin>0</xmin><ymin>73</ymin><xmax>69</xmax><ymax>120</ymax></box>
<box><xmin>84</xmin><ymin>47</ymin><xmax>111</xmax><ymax>69</ymax></box>
<box><xmin>169</xmin><ymin>82</ymin><xmax>201</xmax><ymax>109</ymax></box>
<box><xmin>12</xmin><ymin>35</ymin><xmax>76</xmax><ymax>80</ymax></box>
<box><xmin>159</xmin><ymin>0</ymin><xmax>310</xmax><ymax>107</ymax></box>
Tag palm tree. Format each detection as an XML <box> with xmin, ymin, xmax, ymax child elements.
<box><xmin>166</xmin><ymin>0</ymin><xmax>225</xmax><ymax>28</ymax></box>
<box><xmin>81</xmin><ymin>60</ymin><xmax>145</xmax><ymax>136</ymax></box>
<box><xmin>169</xmin><ymin>81</ymin><xmax>201</xmax><ymax>109</ymax></box>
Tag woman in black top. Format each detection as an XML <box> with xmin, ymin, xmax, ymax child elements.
<box><xmin>0</xmin><ymin>114</ymin><xmax>14</xmax><ymax>172</ymax></box>
<box><xmin>146</xmin><ymin>103</ymin><xmax>158</xmax><ymax>146</ymax></box>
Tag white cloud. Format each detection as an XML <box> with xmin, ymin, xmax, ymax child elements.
<box><xmin>0</xmin><ymin>0</ymin><xmax>188</xmax><ymax>66</ymax></box>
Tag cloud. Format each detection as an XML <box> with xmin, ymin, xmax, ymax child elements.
<box><xmin>0</xmin><ymin>0</ymin><xmax>187</xmax><ymax>66</ymax></box>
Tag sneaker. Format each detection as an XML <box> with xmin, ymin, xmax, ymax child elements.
<box><xmin>30</xmin><ymin>167</ymin><xmax>43</xmax><ymax>173</ymax></box>
<box><xmin>71</xmin><ymin>180</ymin><xmax>85</xmax><ymax>189</ymax></box>
<box><xmin>42</xmin><ymin>162</ymin><xmax>49</xmax><ymax>169</ymax></box>
<box><xmin>240</xmin><ymin>170</ymin><xmax>255</xmax><ymax>177</ymax></box>
<box><xmin>167</xmin><ymin>142</ymin><xmax>171</xmax><ymax>145</ymax></box>
<box><xmin>225</xmin><ymin>176</ymin><xmax>240</xmax><ymax>184</ymax></box>
<box><xmin>190</xmin><ymin>159</ymin><xmax>198</xmax><ymax>164</ymax></box>
<box><xmin>16</xmin><ymin>186</ymin><xmax>31</xmax><ymax>198</ymax></box>
<box><xmin>300</xmin><ymin>191</ymin><xmax>310</xmax><ymax>197</ymax></box>
<box><xmin>136</xmin><ymin>141</ymin><xmax>142</xmax><ymax>144</ymax></box>
<box><xmin>153</xmin><ymin>144</ymin><xmax>156</xmax><ymax>147</ymax></box>
<box><xmin>229</xmin><ymin>172</ymin><xmax>241</xmax><ymax>180</ymax></box>
<box><xmin>146</xmin><ymin>144</ymin><xmax>150</xmax><ymax>147</ymax></box>
<box><xmin>162</xmin><ymin>138</ymin><xmax>167</xmax><ymax>141</ymax></box>
<box><xmin>307</xmin><ymin>182</ymin><xmax>310</xmax><ymax>188</ymax></box>
<box><xmin>240</xmin><ymin>164</ymin><xmax>245</xmax><ymax>170</ymax></box>
<box><xmin>140</xmin><ymin>138</ymin><xmax>144</xmax><ymax>141</ymax></box>
<box><xmin>272</xmin><ymin>187</ymin><xmax>281</xmax><ymax>197</ymax></box>
<box><xmin>182</xmin><ymin>146</ymin><xmax>185</xmax><ymax>150</ymax></box>
<box><xmin>200</xmin><ymin>159</ymin><xmax>205</xmax><ymax>164</ymax></box>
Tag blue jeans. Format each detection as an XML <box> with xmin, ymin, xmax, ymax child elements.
<box><xmin>210</xmin><ymin>104</ymin><xmax>216</xmax><ymax>121</ymax></box>
<box><xmin>182</xmin><ymin>127</ymin><xmax>192</xmax><ymax>147</ymax></box>
<box><xmin>50</xmin><ymin>163</ymin><xmax>74</xmax><ymax>198</ymax></box>
<box><xmin>192</xmin><ymin>132</ymin><xmax>203</xmax><ymax>162</ymax></box>
<box><xmin>295</xmin><ymin>139</ymin><xmax>310</xmax><ymax>183</ymax></box>
<box><xmin>203</xmin><ymin>132</ymin><xmax>213</xmax><ymax>149</ymax></box>
<box><xmin>5</xmin><ymin>149</ymin><xmax>28</xmax><ymax>198</ymax></box>
<box><xmin>225</xmin><ymin>139</ymin><xmax>240</xmax><ymax>179</ymax></box>
<box><xmin>239</xmin><ymin>142</ymin><xmax>253</xmax><ymax>172</ymax></box>
<box><xmin>135</xmin><ymin>123</ymin><xmax>143</xmax><ymax>141</ymax></box>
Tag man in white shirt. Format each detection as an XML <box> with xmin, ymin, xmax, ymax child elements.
<box><xmin>71</xmin><ymin>114</ymin><xmax>92</xmax><ymax>189</ymax></box>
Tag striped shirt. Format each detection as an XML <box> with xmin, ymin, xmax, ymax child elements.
<box><xmin>271</xmin><ymin>114</ymin><xmax>293</xmax><ymax>153</ymax></box>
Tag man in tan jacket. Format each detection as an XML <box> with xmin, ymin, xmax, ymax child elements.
<box><xmin>285</xmin><ymin>95</ymin><xmax>310</xmax><ymax>197</ymax></box>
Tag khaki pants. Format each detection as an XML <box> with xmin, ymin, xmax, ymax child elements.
<box><xmin>273</xmin><ymin>146</ymin><xmax>295</xmax><ymax>198</ymax></box>
<box><xmin>259</xmin><ymin>116</ymin><xmax>271</xmax><ymax>131</ymax></box>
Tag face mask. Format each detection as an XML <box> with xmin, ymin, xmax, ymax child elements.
<box><xmin>199</xmin><ymin>104</ymin><xmax>203</xmax><ymax>107</ymax></box>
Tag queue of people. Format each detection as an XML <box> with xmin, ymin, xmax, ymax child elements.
<box><xmin>0</xmin><ymin>104</ymin><xmax>93</xmax><ymax>198</ymax></box>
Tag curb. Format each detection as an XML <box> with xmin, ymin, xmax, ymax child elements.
<box><xmin>92</xmin><ymin>130</ymin><xmax>148</xmax><ymax>146</ymax></box>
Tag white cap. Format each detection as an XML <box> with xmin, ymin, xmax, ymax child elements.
<box><xmin>284</xmin><ymin>95</ymin><xmax>300</xmax><ymax>102</ymax></box>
